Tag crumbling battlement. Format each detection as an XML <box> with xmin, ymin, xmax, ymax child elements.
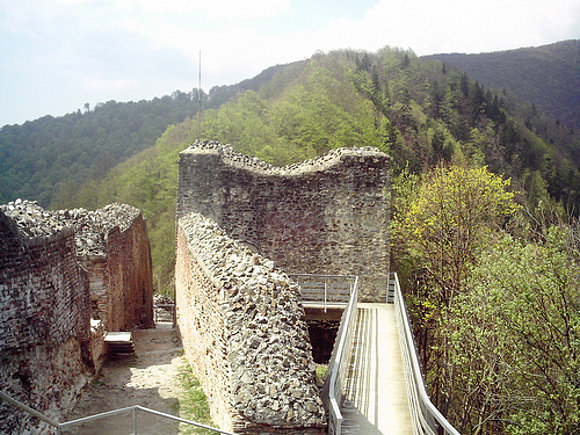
<box><xmin>0</xmin><ymin>199</ymin><xmax>90</xmax><ymax>353</ymax></box>
<box><xmin>177</xmin><ymin>140</ymin><xmax>390</xmax><ymax>301</ymax></box>
<box><xmin>176</xmin><ymin>212</ymin><xmax>326</xmax><ymax>434</ymax></box>
<box><xmin>58</xmin><ymin>203</ymin><xmax>155</xmax><ymax>330</ymax></box>
<box><xmin>0</xmin><ymin>199</ymin><xmax>154</xmax><ymax>433</ymax></box>
<box><xmin>1</xmin><ymin>199</ymin><xmax>92</xmax><ymax>433</ymax></box>
<box><xmin>57</xmin><ymin>203</ymin><xmax>143</xmax><ymax>256</ymax></box>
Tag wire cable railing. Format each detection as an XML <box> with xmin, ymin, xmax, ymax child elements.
<box><xmin>289</xmin><ymin>273</ymin><xmax>356</xmax><ymax>311</ymax></box>
<box><xmin>390</xmin><ymin>272</ymin><xmax>460</xmax><ymax>435</ymax></box>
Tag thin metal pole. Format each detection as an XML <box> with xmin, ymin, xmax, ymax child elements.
<box><xmin>324</xmin><ymin>281</ymin><xmax>327</xmax><ymax>312</ymax></box>
<box><xmin>198</xmin><ymin>50</ymin><xmax>202</xmax><ymax>140</ymax></box>
<box><xmin>133</xmin><ymin>407</ymin><xmax>138</xmax><ymax>434</ymax></box>
<box><xmin>0</xmin><ymin>390</ymin><xmax>60</xmax><ymax>428</ymax></box>
<box><xmin>135</xmin><ymin>406</ymin><xmax>236</xmax><ymax>434</ymax></box>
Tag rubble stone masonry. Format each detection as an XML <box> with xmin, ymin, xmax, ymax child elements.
<box><xmin>0</xmin><ymin>200</ymin><xmax>91</xmax><ymax>433</ymax></box>
<box><xmin>0</xmin><ymin>200</ymin><xmax>154</xmax><ymax>433</ymax></box>
<box><xmin>59</xmin><ymin>204</ymin><xmax>155</xmax><ymax>331</ymax></box>
<box><xmin>176</xmin><ymin>212</ymin><xmax>326</xmax><ymax>434</ymax></box>
<box><xmin>177</xmin><ymin>140</ymin><xmax>390</xmax><ymax>302</ymax></box>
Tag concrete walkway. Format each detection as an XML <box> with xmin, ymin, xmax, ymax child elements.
<box><xmin>341</xmin><ymin>303</ymin><xmax>413</xmax><ymax>434</ymax></box>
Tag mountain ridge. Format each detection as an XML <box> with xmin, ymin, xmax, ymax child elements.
<box><xmin>423</xmin><ymin>39</ymin><xmax>580</xmax><ymax>131</ymax></box>
<box><xmin>1</xmin><ymin>41</ymin><xmax>578</xmax><ymax>212</ymax></box>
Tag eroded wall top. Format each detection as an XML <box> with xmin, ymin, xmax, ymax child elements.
<box><xmin>1</xmin><ymin>199</ymin><xmax>72</xmax><ymax>246</ymax></box>
<box><xmin>177</xmin><ymin>140</ymin><xmax>390</xmax><ymax>301</ymax></box>
<box><xmin>0</xmin><ymin>200</ymin><xmax>143</xmax><ymax>257</ymax></box>
<box><xmin>179</xmin><ymin>140</ymin><xmax>387</xmax><ymax>176</ymax></box>
<box><xmin>57</xmin><ymin>203</ymin><xmax>143</xmax><ymax>258</ymax></box>
<box><xmin>176</xmin><ymin>212</ymin><xmax>326</xmax><ymax>433</ymax></box>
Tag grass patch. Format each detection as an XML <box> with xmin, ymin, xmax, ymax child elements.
<box><xmin>316</xmin><ymin>364</ymin><xmax>328</xmax><ymax>384</ymax></box>
<box><xmin>177</xmin><ymin>361</ymin><xmax>216</xmax><ymax>434</ymax></box>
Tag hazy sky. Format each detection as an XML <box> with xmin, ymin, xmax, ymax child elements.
<box><xmin>1</xmin><ymin>0</ymin><xmax>579</xmax><ymax>127</ymax></box>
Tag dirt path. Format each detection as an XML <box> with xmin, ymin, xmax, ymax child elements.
<box><xmin>64</xmin><ymin>323</ymin><xmax>193</xmax><ymax>434</ymax></box>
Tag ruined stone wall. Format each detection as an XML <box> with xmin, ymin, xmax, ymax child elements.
<box><xmin>63</xmin><ymin>204</ymin><xmax>155</xmax><ymax>331</ymax></box>
<box><xmin>81</xmin><ymin>258</ymin><xmax>109</xmax><ymax>326</ymax></box>
<box><xmin>177</xmin><ymin>141</ymin><xmax>390</xmax><ymax>301</ymax></box>
<box><xmin>0</xmin><ymin>200</ymin><xmax>91</xmax><ymax>433</ymax></box>
<box><xmin>0</xmin><ymin>200</ymin><xmax>154</xmax><ymax>433</ymax></box>
<box><xmin>176</xmin><ymin>212</ymin><xmax>326</xmax><ymax>434</ymax></box>
<box><xmin>89</xmin><ymin>320</ymin><xmax>106</xmax><ymax>376</ymax></box>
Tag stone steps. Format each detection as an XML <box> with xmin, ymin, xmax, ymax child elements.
<box><xmin>104</xmin><ymin>332</ymin><xmax>135</xmax><ymax>357</ymax></box>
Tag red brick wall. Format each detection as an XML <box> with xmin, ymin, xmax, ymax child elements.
<box><xmin>78</xmin><ymin>212</ymin><xmax>154</xmax><ymax>331</ymax></box>
<box><xmin>175</xmin><ymin>227</ymin><xmax>233</xmax><ymax>430</ymax></box>
<box><xmin>0</xmin><ymin>214</ymin><xmax>91</xmax><ymax>433</ymax></box>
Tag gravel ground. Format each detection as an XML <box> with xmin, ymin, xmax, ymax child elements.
<box><xmin>63</xmin><ymin>324</ymin><xmax>192</xmax><ymax>435</ymax></box>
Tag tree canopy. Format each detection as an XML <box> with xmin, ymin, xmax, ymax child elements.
<box><xmin>8</xmin><ymin>46</ymin><xmax>580</xmax><ymax>432</ymax></box>
<box><xmin>396</xmin><ymin>164</ymin><xmax>518</xmax><ymax>306</ymax></box>
<box><xmin>447</xmin><ymin>228</ymin><xmax>580</xmax><ymax>433</ymax></box>
<box><xmin>0</xmin><ymin>91</ymin><xmax>205</xmax><ymax>207</ymax></box>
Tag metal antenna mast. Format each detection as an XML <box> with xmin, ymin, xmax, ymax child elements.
<box><xmin>197</xmin><ymin>50</ymin><xmax>202</xmax><ymax>140</ymax></box>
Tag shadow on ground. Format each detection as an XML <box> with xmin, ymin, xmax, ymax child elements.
<box><xmin>62</xmin><ymin>325</ymin><xmax>188</xmax><ymax>434</ymax></box>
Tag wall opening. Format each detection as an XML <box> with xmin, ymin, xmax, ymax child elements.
<box><xmin>307</xmin><ymin>320</ymin><xmax>339</xmax><ymax>364</ymax></box>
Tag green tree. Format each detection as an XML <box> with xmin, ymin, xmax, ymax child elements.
<box><xmin>393</xmin><ymin>164</ymin><xmax>519</xmax><ymax>413</ymax></box>
<box><xmin>397</xmin><ymin>164</ymin><xmax>518</xmax><ymax>306</ymax></box>
<box><xmin>446</xmin><ymin>226</ymin><xmax>580</xmax><ymax>434</ymax></box>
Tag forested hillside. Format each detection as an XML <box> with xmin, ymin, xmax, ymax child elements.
<box><xmin>0</xmin><ymin>62</ymin><xmax>295</xmax><ymax>209</ymax></box>
<box><xmin>424</xmin><ymin>40</ymin><xmax>580</xmax><ymax>131</ymax></box>
<box><xmin>20</xmin><ymin>46</ymin><xmax>580</xmax><ymax>432</ymax></box>
<box><xmin>0</xmin><ymin>91</ymin><xmax>203</xmax><ymax>207</ymax></box>
<box><xmin>6</xmin><ymin>47</ymin><xmax>580</xmax><ymax>434</ymax></box>
<box><xmin>55</xmin><ymin>47</ymin><xmax>580</xmax><ymax>290</ymax></box>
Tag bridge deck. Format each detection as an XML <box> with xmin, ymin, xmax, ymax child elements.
<box><xmin>340</xmin><ymin>303</ymin><xmax>413</xmax><ymax>434</ymax></box>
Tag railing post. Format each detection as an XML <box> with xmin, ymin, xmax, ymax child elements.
<box><xmin>324</xmin><ymin>280</ymin><xmax>327</xmax><ymax>312</ymax></box>
<box><xmin>133</xmin><ymin>407</ymin><xmax>138</xmax><ymax>434</ymax></box>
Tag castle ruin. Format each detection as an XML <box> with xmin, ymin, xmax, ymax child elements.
<box><xmin>0</xmin><ymin>200</ymin><xmax>154</xmax><ymax>433</ymax></box>
<box><xmin>175</xmin><ymin>141</ymin><xmax>390</xmax><ymax>433</ymax></box>
<box><xmin>177</xmin><ymin>141</ymin><xmax>390</xmax><ymax>302</ymax></box>
<box><xmin>1</xmin><ymin>138</ymin><xmax>390</xmax><ymax>433</ymax></box>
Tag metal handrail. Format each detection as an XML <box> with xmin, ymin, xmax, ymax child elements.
<box><xmin>0</xmin><ymin>390</ymin><xmax>235</xmax><ymax>434</ymax></box>
<box><xmin>0</xmin><ymin>390</ymin><xmax>60</xmax><ymax>428</ymax></box>
<box><xmin>320</xmin><ymin>275</ymin><xmax>359</xmax><ymax>435</ymax></box>
<box><xmin>290</xmin><ymin>274</ymin><xmax>356</xmax><ymax>310</ymax></box>
<box><xmin>390</xmin><ymin>273</ymin><xmax>460</xmax><ymax>435</ymax></box>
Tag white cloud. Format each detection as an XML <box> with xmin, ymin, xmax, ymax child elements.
<box><xmin>1</xmin><ymin>0</ymin><xmax>579</xmax><ymax>125</ymax></box>
<box><xmin>351</xmin><ymin>0</ymin><xmax>580</xmax><ymax>54</ymax></box>
<box><xmin>112</xmin><ymin>0</ymin><xmax>291</xmax><ymax>22</ymax></box>
<box><xmin>82</xmin><ymin>75</ymin><xmax>139</xmax><ymax>92</ymax></box>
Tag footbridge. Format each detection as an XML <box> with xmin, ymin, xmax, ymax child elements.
<box><xmin>291</xmin><ymin>273</ymin><xmax>460</xmax><ymax>435</ymax></box>
<box><xmin>2</xmin><ymin>272</ymin><xmax>459</xmax><ymax>435</ymax></box>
